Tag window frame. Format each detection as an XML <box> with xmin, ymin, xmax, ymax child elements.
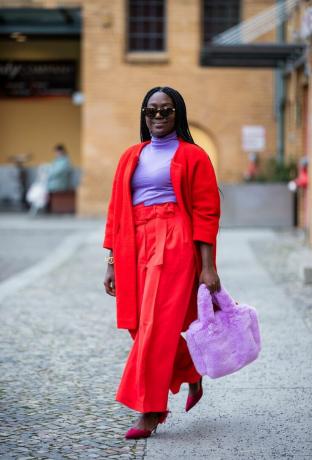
<box><xmin>201</xmin><ymin>0</ymin><xmax>241</xmax><ymax>46</ymax></box>
<box><xmin>126</xmin><ymin>0</ymin><xmax>167</xmax><ymax>54</ymax></box>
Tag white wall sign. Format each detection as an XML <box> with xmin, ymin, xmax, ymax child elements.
<box><xmin>301</xmin><ymin>7</ymin><xmax>312</xmax><ymax>39</ymax></box>
<box><xmin>242</xmin><ymin>125</ymin><xmax>266</xmax><ymax>152</ymax></box>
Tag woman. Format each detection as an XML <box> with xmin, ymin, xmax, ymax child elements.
<box><xmin>103</xmin><ymin>86</ymin><xmax>221</xmax><ymax>439</ymax></box>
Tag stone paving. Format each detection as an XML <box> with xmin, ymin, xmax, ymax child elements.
<box><xmin>0</xmin><ymin>217</ymin><xmax>312</xmax><ymax>459</ymax></box>
<box><xmin>0</xmin><ymin>228</ymin><xmax>74</xmax><ymax>282</ymax></box>
<box><xmin>0</xmin><ymin>213</ymin><xmax>99</xmax><ymax>283</ymax></box>
<box><xmin>248</xmin><ymin>228</ymin><xmax>312</xmax><ymax>330</ymax></box>
<box><xmin>0</xmin><ymin>219</ymin><xmax>146</xmax><ymax>459</ymax></box>
<box><xmin>144</xmin><ymin>227</ymin><xmax>312</xmax><ymax>459</ymax></box>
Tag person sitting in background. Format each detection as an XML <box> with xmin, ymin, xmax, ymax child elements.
<box><xmin>47</xmin><ymin>144</ymin><xmax>73</xmax><ymax>192</ymax></box>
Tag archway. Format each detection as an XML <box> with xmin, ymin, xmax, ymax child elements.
<box><xmin>189</xmin><ymin>125</ymin><xmax>219</xmax><ymax>177</ymax></box>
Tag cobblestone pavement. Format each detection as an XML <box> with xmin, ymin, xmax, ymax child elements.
<box><xmin>248</xmin><ymin>228</ymin><xmax>312</xmax><ymax>330</ymax></box>
<box><xmin>0</xmin><ymin>228</ymin><xmax>74</xmax><ymax>282</ymax></box>
<box><xmin>1</xmin><ymin>218</ymin><xmax>312</xmax><ymax>459</ymax></box>
<box><xmin>0</xmin><ymin>219</ymin><xmax>145</xmax><ymax>459</ymax></box>
<box><xmin>144</xmin><ymin>227</ymin><xmax>312</xmax><ymax>459</ymax></box>
<box><xmin>0</xmin><ymin>214</ymin><xmax>99</xmax><ymax>283</ymax></box>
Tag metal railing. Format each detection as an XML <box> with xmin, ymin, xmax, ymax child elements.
<box><xmin>213</xmin><ymin>0</ymin><xmax>299</xmax><ymax>45</ymax></box>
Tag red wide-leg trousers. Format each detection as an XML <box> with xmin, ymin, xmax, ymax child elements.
<box><xmin>115</xmin><ymin>201</ymin><xmax>201</xmax><ymax>413</ymax></box>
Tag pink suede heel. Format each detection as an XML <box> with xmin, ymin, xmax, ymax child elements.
<box><xmin>185</xmin><ymin>377</ymin><xmax>203</xmax><ymax>412</ymax></box>
<box><xmin>125</xmin><ymin>410</ymin><xmax>170</xmax><ymax>440</ymax></box>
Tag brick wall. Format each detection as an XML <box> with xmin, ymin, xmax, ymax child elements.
<box><xmin>0</xmin><ymin>0</ymin><xmax>278</xmax><ymax>216</ymax></box>
<box><xmin>78</xmin><ymin>0</ymin><xmax>277</xmax><ymax>215</ymax></box>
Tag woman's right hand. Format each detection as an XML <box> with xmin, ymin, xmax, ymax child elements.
<box><xmin>104</xmin><ymin>264</ymin><xmax>116</xmax><ymax>296</ymax></box>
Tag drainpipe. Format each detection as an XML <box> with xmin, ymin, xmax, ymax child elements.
<box><xmin>275</xmin><ymin>0</ymin><xmax>286</xmax><ymax>164</ymax></box>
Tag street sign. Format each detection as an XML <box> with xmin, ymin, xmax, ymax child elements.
<box><xmin>242</xmin><ymin>125</ymin><xmax>266</xmax><ymax>152</ymax></box>
<box><xmin>301</xmin><ymin>7</ymin><xmax>312</xmax><ymax>39</ymax></box>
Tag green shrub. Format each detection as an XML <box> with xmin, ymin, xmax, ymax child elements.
<box><xmin>255</xmin><ymin>156</ymin><xmax>298</xmax><ymax>183</ymax></box>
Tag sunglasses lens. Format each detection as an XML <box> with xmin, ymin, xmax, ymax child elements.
<box><xmin>143</xmin><ymin>108</ymin><xmax>157</xmax><ymax>118</ymax></box>
<box><xmin>143</xmin><ymin>107</ymin><xmax>175</xmax><ymax>118</ymax></box>
<box><xmin>160</xmin><ymin>108</ymin><xmax>174</xmax><ymax>117</ymax></box>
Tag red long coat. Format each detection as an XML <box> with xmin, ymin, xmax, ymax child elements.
<box><xmin>103</xmin><ymin>138</ymin><xmax>221</xmax><ymax>330</ymax></box>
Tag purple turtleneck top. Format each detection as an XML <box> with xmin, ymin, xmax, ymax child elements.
<box><xmin>131</xmin><ymin>131</ymin><xmax>179</xmax><ymax>206</ymax></box>
<box><xmin>131</xmin><ymin>130</ymin><xmax>179</xmax><ymax>206</ymax></box>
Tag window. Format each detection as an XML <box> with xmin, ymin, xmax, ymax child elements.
<box><xmin>202</xmin><ymin>0</ymin><xmax>240</xmax><ymax>44</ymax></box>
<box><xmin>128</xmin><ymin>0</ymin><xmax>165</xmax><ymax>52</ymax></box>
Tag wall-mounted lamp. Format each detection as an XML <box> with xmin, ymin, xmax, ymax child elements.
<box><xmin>72</xmin><ymin>91</ymin><xmax>84</xmax><ymax>106</ymax></box>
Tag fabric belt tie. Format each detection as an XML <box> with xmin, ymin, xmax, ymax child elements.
<box><xmin>133</xmin><ymin>202</ymin><xmax>177</xmax><ymax>267</ymax></box>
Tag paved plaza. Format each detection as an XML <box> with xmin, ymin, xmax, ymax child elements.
<box><xmin>0</xmin><ymin>213</ymin><xmax>311</xmax><ymax>459</ymax></box>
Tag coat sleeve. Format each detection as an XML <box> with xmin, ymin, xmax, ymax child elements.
<box><xmin>102</xmin><ymin>154</ymin><xmax>125</xmax><ymax>250</ymax></box>
<box><xmin>102</xmin><ymin>172</ymin><xmax>117</xmax><ymax>250</ymax></box>
<box><xmin>191</xmin><ymin>149</ymin><xmax>221</xmax><ymax>244</ymax></box>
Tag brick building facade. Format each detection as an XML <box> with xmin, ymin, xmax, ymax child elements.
<box><xmin>284</xmin><ymin>1</ymin><xmax>312</xmax><ymax>245</ymax></box>
<box><xmin>0</xmin><ymin>0</ymin><xmax>278</xmax><ymax>216</ymax></box>
<box><xmin>79</xmin><ymin>0</ymin><xmax>277</xmax><ymax>215</ymax></box>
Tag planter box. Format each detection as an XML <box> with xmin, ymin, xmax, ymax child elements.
<box><xmin>219</xmin><ymin>183</ymin><xmax>295</xmax><ymax>227</ymax></box>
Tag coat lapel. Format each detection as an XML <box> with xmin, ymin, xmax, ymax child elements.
<box><xmin>120</xmin><ymin>141</ymin><xmax>149</xmax><ymax>238</ymax></box>
<box><xmin>115</xmin><ymin>142</ymin><xmax>149</xmax><ymax>328</ymax></box>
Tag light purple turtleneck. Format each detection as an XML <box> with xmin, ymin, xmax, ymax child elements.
<box><xmin>131</xmin><ymin>130</ymin><xmax>179</xmax><ymax>206</ymax></box>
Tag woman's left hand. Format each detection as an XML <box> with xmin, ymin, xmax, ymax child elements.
<box><xmin>199</xmin><ymin>267</ymin><xmax>221</xmax><ymax>293</ymax></box>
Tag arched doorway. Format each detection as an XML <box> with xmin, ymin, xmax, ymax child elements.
<box><xmin>190</xmin><ymin>125</ymin><xmax>219</xmax><ymax>177</ymax></box>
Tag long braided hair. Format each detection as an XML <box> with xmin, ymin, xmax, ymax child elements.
<box><xmin>140</xmin><ymin>86</ymin><xmax>224</xmax><ymax>198</ymax></box>
<box><xmin>140</xmin><ymin>86</ymin><xmax>194</xmax><ymax>143</ymax></box>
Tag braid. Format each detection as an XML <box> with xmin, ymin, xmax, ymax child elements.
<box><xmin>140</xmin><ymin>86</ymin><xmax>195</xmax><ymax>143</ymax></box>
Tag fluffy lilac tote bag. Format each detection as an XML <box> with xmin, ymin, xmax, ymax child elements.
<box><xmin>185</xmin><ymin>284</ymin><xmax>261</xmax><ymax>378</ymax></box>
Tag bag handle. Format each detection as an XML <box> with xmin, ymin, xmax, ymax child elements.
<box><xmin>197</xmin><ymin>284</ymin><xmax>236</xmax><ymax>325</ymax></box>
<box><xmin>197</xmin><ymin>283</ymin><xmax>215</xmax><ymax>324</ymax></box>
<box><xmin>211</xmin><ymin>286</ymin><xmax>237</xmax><ymax>312</ymax></box>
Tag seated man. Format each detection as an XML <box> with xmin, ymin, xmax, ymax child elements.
<box><xmin>47</xmin><ymin>144</ymin><xmax>73</xmax><ymax>192</ymax></box>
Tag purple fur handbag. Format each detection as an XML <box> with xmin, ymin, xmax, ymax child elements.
<box><xmin>185</xmin><ymin>284</ymin><xmax>261</xmax><ymax>378</ymax></box>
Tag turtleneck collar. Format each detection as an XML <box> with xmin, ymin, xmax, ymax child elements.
<box><xmin>150</xmin><ymin>130</ymin><xmax>178</xmax><ymax>148</ymax></box>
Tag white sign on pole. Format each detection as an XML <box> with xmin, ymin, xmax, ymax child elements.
<box><xmin>301</xmin><ymin>7</ymin><xmax>312</xmax><ymax>39</ymax></box>
<box><xmin>242</xmin><ymin>125</ymin><xmax>266</xmax><ymax>152</ymax></box>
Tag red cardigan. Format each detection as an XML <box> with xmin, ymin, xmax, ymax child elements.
<box><xmin>103</xmin><ymin>139</ymin><xmax>221</xmax><ymax>329</ymax></box>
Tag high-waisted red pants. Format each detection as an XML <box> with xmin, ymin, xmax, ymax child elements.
<box><xmin>115</xmin><ymin>201</ymin><xmax>201</xmax><ymax>413</ymax></box>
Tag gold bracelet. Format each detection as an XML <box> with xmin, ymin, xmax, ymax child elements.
<box><xmin>105</xmin><ymin>255</ymin><xmax>114</xmax><ymax>265</ymax></box>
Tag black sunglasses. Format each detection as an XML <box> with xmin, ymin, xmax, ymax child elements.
<box><xmin>142</xmin><ymin>107</ymin><xmax>176</xmax><ymax>118</ymax></box>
